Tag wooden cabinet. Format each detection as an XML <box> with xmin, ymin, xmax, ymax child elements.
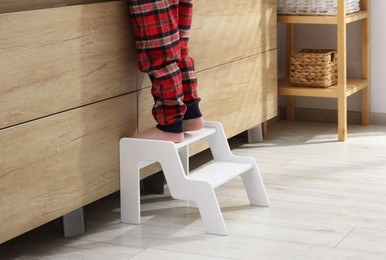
<box><xmin>0</xmin><ymin>0</ymin><xmax>277</xmax><ymax>243</ymax></box>
<box><xmin>0</xmin><ymin>1</ymin><xmax>138</xmax><ymax>244</ymax></box>
<box><xmin>278</xmin><ymin>0</ymin><xmax>370</xmax><ymax>141</ymax></box>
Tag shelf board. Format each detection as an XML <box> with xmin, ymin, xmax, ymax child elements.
<box><xmin>277</xmin><ymin>11</ymin><xmax>368</xmax><ymax>24</ymax></box>
<box><xmin>278</xmin><ymin>78</ymin><xmax>368</xmax><ymax>98</ymax></box>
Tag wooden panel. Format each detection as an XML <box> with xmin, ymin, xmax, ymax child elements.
<box><xmin>0</xmin><ymin>94</ymin><xmax>136</xmax><ymax>243</ymax></box>
<box><xmin>0</xmin><ymin>1</ymin><xmax>136</xmax><ymax>129</ymax></box>
<box><xmin>0</xmin><ymin>0</ymin><xmax>116</xmax><ymax>14</ymax></box>
<box><xmin>199</xmin><ymin>51</ymin><xmax>277</xmax><ymax>138</ymax></box>
<box><xmin>190</xmin><ymin>0</ymin><xmax>277</xmax><ymax>72</ymax></box>
<box><xmin>138</xmin><ymin>50</ymin><xmax>278</xmax><ymax>154</ymax></box>
<box><xmin>138</xmin><ymin>0</ymin><xmax>277</xmax><ymax>89</ymax></box>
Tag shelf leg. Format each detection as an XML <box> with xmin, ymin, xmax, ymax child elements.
<box><xmin>338</xmin><ymin>101</ymin><xmax>347</xmax><ymax>142</ymax></box>
<box><xmin>361</xmin><ymin>0</ymin><xmax>370</xmax><ymax>126</ymax></box>
<box><xmin>285</xmin><ymin>24</ymin><xmax>295</xmax><ymax>121</ymax></box>
<box><xmin>361</xmin><ymin>88</ymin><xmax>370</xmax><ymax>126</ymax></box>
<box><xmin>286</xmin><ymin>96</ymin><xmax>295</xmax><ymax>121</ymax></box>
<box><xmin>337</xmin><ymin>0</ymin><xmax>347</xmax><ymax>142</ymax></box>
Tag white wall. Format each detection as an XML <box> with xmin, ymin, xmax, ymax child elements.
<box><xmin>278</xmin><ymin>1</ymin><xmax>386</xmax><ymax>114</ymax></box>
<box><xmin>370</xmin><ymin>1</ymin><xmax>386</xmax><ymax>113</ymax></box>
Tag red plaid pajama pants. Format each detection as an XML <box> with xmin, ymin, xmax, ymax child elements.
<box><xmin>128</xmin><ymin>0</ymin><xmax>202</xmax><ymax>133</ymax></box>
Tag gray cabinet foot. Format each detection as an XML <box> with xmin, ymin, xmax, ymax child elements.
<box><xmin>62</xmin><ymin>207</ymin><xmax>85</xmax><ymax>238</ymax></box>
<box><xmin>248</xmin><ymin>124</ymin><xmax>263</xmax><ymax>143</ymax></box>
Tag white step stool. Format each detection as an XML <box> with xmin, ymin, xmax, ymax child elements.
<box><xmin>120</xmin><ymin>121</ymin><xmax>270</xmax><ymax>235</ymax></box>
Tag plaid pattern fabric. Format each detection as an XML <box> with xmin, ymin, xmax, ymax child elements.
<box><xmin>128</xmin><ymin>0</ymin><xmax>201</xmax><ymax>132</ymax></box>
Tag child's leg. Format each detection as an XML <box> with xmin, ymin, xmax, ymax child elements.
<box><xmin>129</xmin><ymin>0</ymin><xmax>186</xmax><ymax>141</ymax></box>
<box><xmin>178</xmin><ymin>0</ymin><xmax>204</xmax><ymax>131</ymax></box>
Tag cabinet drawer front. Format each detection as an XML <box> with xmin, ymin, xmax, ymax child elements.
<box><xmin>191</xmin><ymin>0</ymin><xmax>276</xmax><ymax>71</ymax></box>
<box><xmin>0</xmin><ymin>0</ymin><xmax>116</xmax><ymax>14</ymax></box>
<box><xmin>0</xmin><ymin>1</ymin><xmax>137</xmax><ymax>129</ymax></box>
<box><xmin>0</xmin><ymin>93</ymin><xmax>136</xmax><ymax>243</ymax></box>
<box><xmin>137</xmin><ymin>0</ymin><xmax>277</xmax><ymax>89</ymax></box>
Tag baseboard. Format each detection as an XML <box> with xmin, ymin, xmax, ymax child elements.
<box><xmin>278</xmin><ymin>106</ymin><xmax>386</xmax><ymax>126</ymax></box>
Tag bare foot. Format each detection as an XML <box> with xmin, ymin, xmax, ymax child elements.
<box><xmin>134</xmin><ymin>127</ymin><xmax>184</xmax><ymax>143</ymax></box>
<box><xmin>183</xmin><ymin>117</ymin><xmax>204</xmax><ymax>132</ymax></box>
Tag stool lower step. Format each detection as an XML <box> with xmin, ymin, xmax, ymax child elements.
<box><xmin>187</xmin><ymin>161</ymin><xmax>252</xmax><ymax>188</ymax></box>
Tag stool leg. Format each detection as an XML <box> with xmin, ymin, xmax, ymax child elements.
<box><xmin>120</xmin><ymin>141</ymin><xmax>141</xmax><ymax>224</ymax></box>
<box><xmin>241</xmin><ymin>167</ymin><xmax>270</xmax><ymax>206</ymax></box>
<box><xmin>178</xmin><ymin>145</ymin><xmax>189</xmax><ymax>174</ymax></box>
<box><xmin>194</xmin><ymin>183</ymin><xmax>228</xmax><ymax>235</ymax></box>
<box><xmin>120</xmin><ymin>162</ymin><xmax>140</xmax><ymax>224</ymax></box>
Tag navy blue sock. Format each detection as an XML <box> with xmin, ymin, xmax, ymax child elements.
<box><xmin>184</xmin><ymin>99</ymin><xmax>202</xmax><ymax>120</ymax></box>
<box><xmin>156</xmin><ymin>120</ymin><xmax>183</xmax><ymax>133</ymax></box>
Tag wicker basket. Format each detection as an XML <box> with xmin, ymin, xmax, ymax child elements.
<box><xmin>290</xmin><ymin>49</ymin><xmax>338</xmax><ymax>88</ymax></box>
<box><xmin>277</xmin><ymin>0</ymin><xmax>360</xmax><ymax>15</ymax></box>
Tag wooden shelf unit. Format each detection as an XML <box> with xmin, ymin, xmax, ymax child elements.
<box><xmin>278</xmin><ymin>0</ymin><xmax>370</xmax><ymax>141</ymax></box>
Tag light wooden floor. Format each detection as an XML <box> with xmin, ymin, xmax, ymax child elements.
<box><xmin>1</xmin><ymin>120</ymin><xmax>386</xmax><ymax>259</ymax></box>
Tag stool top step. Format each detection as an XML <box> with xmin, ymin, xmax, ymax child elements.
<box><xmin>175</xmin><ymin>127</ymin><xmax>217</xmax><ymax>149</ymax></box>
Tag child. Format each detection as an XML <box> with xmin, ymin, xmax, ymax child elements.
<box><xmin>128</xmin><ymin>0</ymin><xmax>204</xmax><ymax>143</ymax></box>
